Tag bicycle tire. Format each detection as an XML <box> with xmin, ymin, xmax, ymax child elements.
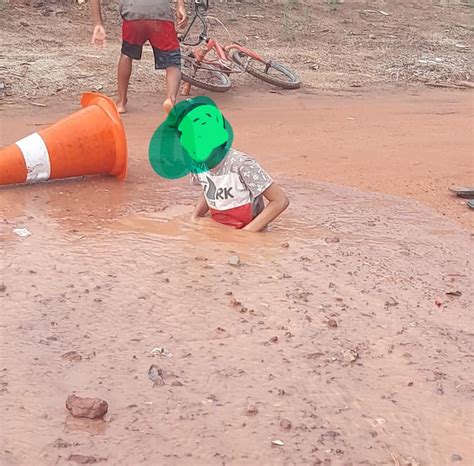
<box><xmin>181</xmin><ymin>55</ymin><xmax>232</xmax><ymax>93</ymax></box>
<box><xmin>231</xmin><ymin>51</ymin><xmax>301</xmax><ymax>90</ymax></box>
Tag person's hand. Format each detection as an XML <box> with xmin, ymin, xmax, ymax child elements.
<box><xmin>177</xmin><ymin>4</ymin><xmax>188</xmax><ymax>29</ymax></box>
<box><xmin>91</xmin><ymin>25</ymin><xmax>107</xmax><ymax>48</ymax></box>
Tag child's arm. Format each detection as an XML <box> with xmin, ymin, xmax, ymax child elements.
<box><xmin>191</xmin><ymin>193</ymin><xmax>209</xmax><ymax>220</ymax></box>
<box><xmin>90</xmin><ymin>0</ymin><xmax>106</xmax><ymax>47</ymax></box>
<box><xmin>176</xmin><ymin>0</ymin><xmax>188</xmax><ymax>29</ymax></box>
<box><xmin>243</xmin><ymin>183</ymin><xmax>289</xmax><ymax>232</ymax></box>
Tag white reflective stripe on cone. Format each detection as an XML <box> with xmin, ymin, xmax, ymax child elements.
<box><xmin>15</xmin><ymin>133</ymin><xmax>51</xmax><ymax>183</ymax></box>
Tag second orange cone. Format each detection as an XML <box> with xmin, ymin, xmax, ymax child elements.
<box><xmin>0</xmin><ymin>92</ymin><xmax>128</xmax><ymax>186</ymax></box>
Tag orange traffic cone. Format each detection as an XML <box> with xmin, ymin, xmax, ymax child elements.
<box><xmin>0</xmin><ymin>92</ymin><xmax>127</xmax><ymax>186</ymax></box>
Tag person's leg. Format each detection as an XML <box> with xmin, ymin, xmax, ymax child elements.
<box><xmin>120</xmin><ymin>19</ymin><xmax>145</xmax><ymax>113</ymax></box>
<box><xmin>163</xmin><ymin>66</ymin><xmax>181</xmax><ymax>114</ymax></box>
<box><xmin>149</xmin><ymin>20</ymin><xmax>182</xmax><ymax>114</ymax></box>
<box><xmin>117</xmin><ymin>54</ymin><xmax>133</xmax><ymax>114</ymax></box>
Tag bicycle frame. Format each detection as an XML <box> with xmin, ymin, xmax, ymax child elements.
<box><xmin>193</xmin><ymin>38</ymin><xmax>267</xmax><ymax>72</ymax></box>
<box><xmin>180</xmin><ymin>2</ymin><xmax>268</xmax><ymax>71</ymax></box>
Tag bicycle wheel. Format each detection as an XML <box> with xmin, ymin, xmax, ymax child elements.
<box><xmin>181</xmin><ymin>54</ymin><xmax>232</xmax><ymax>93</ymax></box>
<box><xmin>231</xmin><ymin>51</ymin><xmax>301</xmax><ymax>90</ymax></box>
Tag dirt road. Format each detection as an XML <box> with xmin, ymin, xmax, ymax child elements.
<box><xmin>1</xmin><ymin>89</ymin><xmax>473</xmax><ymax>465</ymax></box>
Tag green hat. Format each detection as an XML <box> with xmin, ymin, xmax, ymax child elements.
<box><xmin>149</xmin><ymin>96</ymin><xmax>234</xmax><ymax>180</ymax></box>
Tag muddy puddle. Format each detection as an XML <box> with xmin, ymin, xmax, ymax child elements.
<box><xmin>1</xmin><ymin>90</ymin><xmax>473</xmax><ymax>465</ymax></box>
<box><xmin>1</xmin><ymin>171</ymin><xmax>473</xmax><ymax>466</ymax></box>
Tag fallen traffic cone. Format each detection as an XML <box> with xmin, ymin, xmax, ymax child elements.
<box><xmin>0</xmin><ymin>92</ymin><xmax>127</xmax><ymax>186</ymax></box>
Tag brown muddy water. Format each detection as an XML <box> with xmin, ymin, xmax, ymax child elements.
<box><xmin>0</xmin><ymin>91</ymin><xmax>473</xmax><ymax>465</ymax></box>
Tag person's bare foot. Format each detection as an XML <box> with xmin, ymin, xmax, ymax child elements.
<box><xmin>116</xmin><ymin>100</ymin><xmax>127</xmax><ymax>114</ymax></box>
<box><xmin>162</xmin><ymin>97</ymin><xmax>175</xmax><ymax>114</ymax></box>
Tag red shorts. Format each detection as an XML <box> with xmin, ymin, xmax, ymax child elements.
<box><xmin>121</xmin><ymin>20</ymin><xmax>181</xmax><ymax>69</ymax></box>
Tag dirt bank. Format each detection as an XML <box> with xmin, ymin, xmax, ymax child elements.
<box><xmin>1</xmin><ymin>0</ymin><xmax>472</xmax><ymax>101</ymax></box>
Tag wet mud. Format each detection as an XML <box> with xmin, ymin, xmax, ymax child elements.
<box><xmin>0</xmin><ymin>90</ymin><xmax>473</xmax><ymax>465</ymax></box>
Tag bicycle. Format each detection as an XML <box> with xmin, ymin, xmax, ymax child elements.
<box><xmin>178</xmin><ymin>0</ymin><xmax>301</xmax><ymax>94</ymax></box>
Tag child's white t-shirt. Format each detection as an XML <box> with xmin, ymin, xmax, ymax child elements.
<box><xmin>191</xmin><ymin>149</ymin><xmax>273</xmax><ymax>228</ymax></box>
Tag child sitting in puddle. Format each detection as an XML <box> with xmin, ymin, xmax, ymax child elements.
<box><xmin>149</xmin><ymin>96</ymin><xmax>289</xmax><ymax>232</ymax></box>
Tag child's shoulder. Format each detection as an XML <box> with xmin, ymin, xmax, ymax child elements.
<box><xmin>226</xmin><ymin>148</ymin><xmax>257</xmax><ymax>166</ymax></box>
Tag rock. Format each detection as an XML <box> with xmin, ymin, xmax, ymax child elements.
<box><xmin>385</xmin><ymin>297</ymin><xmax>399</xmax><ymax>307</ymax></box>
<box><xmin>321</xmin><ymin>430</ymin><xmax>340</xmax><ymax>442</ymax></box>
<box><xmin>229</xmin><ymin>296</ymin><xmax>242</xmax><ymax>307</ymax></box>
<box><xmin>327</xmin><ymin>319</ymin><xmax>338</xmax><ymax>328</ymax></box>
<box><xmin>271</xmin><ymin>439</ymin><xmax>284</xmax><ymax>447</ymax></box>
<box><xmin>324</xmin><ymin>237</ymin><xmax>340</xmax><ymax>244</ymax></box>
<box><xmin>67</xmin><ymin>454</ymin><xmax>106</xmax><ymax>464</ymax></box>
<box><xmin>150</xmin><ymin>347</ymin><xmax>173</xmax><ymax>359</ymax></box>
<box><xmin>342</xmin><ymin>349</ymin><xmax>359</xmax><ymax>364</ymax></box>
<box><xmin>270</xmin><ymin>336</ymin><xmax>279</xmax><ymax>343</ymax></box>
<box><xmin>246</xmin><ymin>404</ymin><xmax>258</xmax><ymax>416</ymax></box>
<box><xmin>450</xmin><ymin>454</ymin><xmax>462</xmax><ymax>462</ymax></box>
<box><xmin>65</xmin><ymin>394</ymin><xmax>108</xmax><ymax>419</ymax></box>
<box><xmin>228</xmin><ymin>255</ymin><xmax>241</xmax><ymax>266</ymax></box>
<box><xmin>147</xmin><ymin>364</ymin><xmax>165</xmax><ymax>387</ymax></box>
<box><xmin>52</xmin><ymin>438</ymin><xmax>78</xmax><ymax>449</ymax></box>
<box><xmin>280</xmin><ymin>418</ymin><xmax>292</xmax><ymax>430</ymax></box>
<box><xmin>0</xmin><ymin>283</ymin><xmax>6</xmax><ymax>292</ymax></box>
<box><xmin>62</xmin><ymin>351</ymin><xmax>83</xmax><ymax>363</ymax></box>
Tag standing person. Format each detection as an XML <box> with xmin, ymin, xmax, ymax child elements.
<box><xmin>90</xmin><ymin>0</ymin><xmax>187</xmax><ymax>114</ymax></box>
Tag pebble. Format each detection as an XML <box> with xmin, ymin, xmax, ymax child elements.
<box><xmin>342</xmin><ymin>349</ymin><xmax>359</xmax><ymax>363</ymax></box>
<box><xmin>65</xmin><ymin>394</ymin><xmax>108</xmax><ymax>419</ymax></box>
<box><xmin>229</xmin><ymin>296</ymin><xmax>242</xmax><ymax>307</ymax></box>
<box><xmin>62</xmin><ymin>351</ymin><xmax>83</xmax><ymax>363</ymax></box>
<box><xmin>271</xmin><ymin>439</ymin><xmax>284</xmax><ymax>447</ymax></box>
<box><xmin>327</xmin><ymin>319</ymin><xmax>338</xmax><ymax>328</ymax></box>
<box><xmin>246</xmin><ymin>404</ymin><xmax>258</xmax><ymax>416</ymax></box>
<box><xmin>281</xmin><ymin>242</ymin><xmax>289</xmax><ymax>248</ymax></box>
<box><xmin>148</xmin><ymin>364</ymin><xmax>165</xmax><ymax>387</ymax></box>
<box><xmin>270</xmin><ymin>336</ymin><xmax>279</xmax><ymax>343</ymax></box>
<box><xmin>280</xmin><ymin>418</ymin><xmax>292</xmax><ymax>430</ymax></box>
<box><xmin>228</xmin><ymin>255</ymin><xmax>241</xmax><ymax>266</ymax></box>
<box><xmin>385</xmin><ymin>297</ymin><xmax>399</xmax><ymax>307</ymax></box>
<box><xmin>324</xmin><ymin>237</ymin><xmax>340</xmax><ymax>244</ymax></box>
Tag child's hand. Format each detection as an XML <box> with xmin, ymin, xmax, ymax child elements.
<box><xmin>190</xmin><ymin>215</ymin><xmax>205</xmax><ymax>224</ymax></box>
<box><xmin>177</xmin><ymin>5</ymin><xmax>188</xmax><ymax>29</ymax></box>
<box><xmin>91</xmin><ymin>25</ymin><xmax>107</xmax><ymax>48</ymax></box>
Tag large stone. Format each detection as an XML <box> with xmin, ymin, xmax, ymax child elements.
<box><xmin>66</xmin><ymin>394</ymin><xmax>108</xmax><ymax>419</ymax></box>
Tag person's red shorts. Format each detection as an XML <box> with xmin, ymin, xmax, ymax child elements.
<box><xmin>121</xmin><ymin>19</ymin><xmax>181</xmax><ymax>70</ymax></box>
